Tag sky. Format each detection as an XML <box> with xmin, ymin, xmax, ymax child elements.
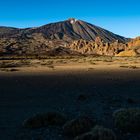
<box><xmin>0</xmin><ymin>0</ymin><xmax>139</xmax><ymax>38</ymax></box>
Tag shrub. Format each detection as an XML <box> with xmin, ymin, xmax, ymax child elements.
<box><xmin>23</xmin><ymin>112</ymin><xmax>66</xmax><ymax>128</ymax></box>
<box><xmin>63</xmin><ymin>116</ymin><xmax>95</xmax><ymax>137</ymax></box>
<box><xmin>113</xmin><ymin>108</ymin><xmax>140</xmax><ymax>133</ymax></box>
<box><xmin>74</xmin><ymin>125</ymin><xmax>116</xmax><ymax>140</ymax></box>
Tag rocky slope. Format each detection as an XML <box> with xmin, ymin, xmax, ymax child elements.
<box><xmin>68</xmin><ymin>37</ymin><xmax>128</xmax><ymax>56</ymax></box>
<box><xmin>0</xmin><ymin>33</ymin><xmax>80</xmax><ymax>56</ymax></box>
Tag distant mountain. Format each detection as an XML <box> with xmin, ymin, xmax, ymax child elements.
<box><xmin>0</xmin><ymin>18</ymin><xmax>132</xmax><ymax>56</ymax></box>
<box><xmin>0</xmin><ymin>26</ymin><xmax>20</xmax><ymax>38</ymax></box>
<box><xmin>0</xmin><ymin>18</ymin><xmax>128</xmax><ymax>43</ymax></box>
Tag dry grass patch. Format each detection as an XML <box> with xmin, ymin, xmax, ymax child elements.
<box><xmin>120</xmin><ymin>65</ymin><xmax>138</xmax><ymax>69</ymax></box>
<box><xmin>0</xmin><ymin>61</ymin><xmax>20</xmax><ymax>68</ymax></box>
<box><xmin>0</xmin><ymin>68</ymin><xmax>19</xmax><ymax>72</ymax></box>
<box><xmin>47</xmin><ymin>65</ymin><xmax>54</xmax><ymax>69</ymax></box>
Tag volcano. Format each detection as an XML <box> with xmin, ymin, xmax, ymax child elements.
<box><xmin>0</xmin><ymin>18</ymin><xmax>128</xmax><ymax>43</ymax></box>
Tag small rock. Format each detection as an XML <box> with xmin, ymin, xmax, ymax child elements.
<box><xmin>77</xmin><ymin>94</ymin><xmax>88</xmax><ymax>101</ymax></box>
<box><xmin>127</xmin><ymin>98</ymin><xmax>135</xmax><ymax>104</ymax></box>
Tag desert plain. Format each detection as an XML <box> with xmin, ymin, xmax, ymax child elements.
<box><xmin>0</xmin><ymin>56</ymin><xmax>140</xmax><ymax>140</ymax></box>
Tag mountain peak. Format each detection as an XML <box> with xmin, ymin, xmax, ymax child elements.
<box><xmin>68</xmin><ymin>18</ymin><xmax>78</xmax><ymax>24</ymax></box>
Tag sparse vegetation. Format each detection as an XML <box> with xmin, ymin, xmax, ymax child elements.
<box><xmin>47</xmin><ymin>65</ymin><xmax>54</xmax><ymax>69</ymax></box>
<box><xmin>120</xmin><ymin>65</ymin><xmax>138</xmax><ymax>69</ymax></box>
<box><xmin>0</xmin><ymin>61</ymin><xmax>20</xmax><ymax>68</ymax></box>
<box><xmin>89</xmin><ymin>60</ymin><xmax>96</xmax><ymax>65</ymax></box>
<box><xmin>0</xmin><ymin>68</ymin><xmax>19</xmax><ymax>72</ymax></box>
<box><xmin>87</xmin><ymin>67</ymin><xmax>94</xmax><ymax>71</ymax></box>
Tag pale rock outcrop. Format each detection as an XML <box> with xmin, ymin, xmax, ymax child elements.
<box><xmin>117</xmin><ymin>37</ymin><xmax>140</xmax><ymax>56</ymax></box>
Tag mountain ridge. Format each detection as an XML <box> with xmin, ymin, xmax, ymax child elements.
<box><xmin>0</xmin><ymin>18</ymin><xmax>129</xmax><ymax>43</ymax></box>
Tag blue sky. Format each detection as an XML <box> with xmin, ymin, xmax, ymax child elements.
<box><xmin>0</xmin><ymin>0</ymin><xmax>139</xmax><ymax>38</ymax></box>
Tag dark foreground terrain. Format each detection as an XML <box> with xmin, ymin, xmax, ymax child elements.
<box><xmin>0</xmin><ymin>69</ymin><xmax>140</xmax><ymax>140</ymax></box>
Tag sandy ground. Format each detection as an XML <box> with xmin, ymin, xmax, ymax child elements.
<box><xmin>0</xmin><ymin>58</ymin><xmax>140</xmax><ymax>140</ymax></box>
